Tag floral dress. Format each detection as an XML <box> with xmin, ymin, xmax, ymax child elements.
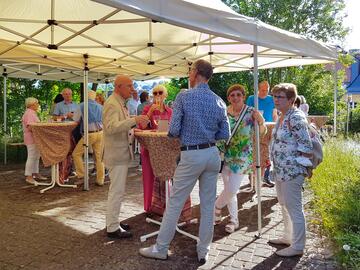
<box><xmin>270</xmin><ymin>107</ymin><xmax>313</xmax><ymax>182</ymax></box>
<box><xmin>219</xmin><ymin>107</ymin><xmax>255</xmax><ymax>175</ymax></box>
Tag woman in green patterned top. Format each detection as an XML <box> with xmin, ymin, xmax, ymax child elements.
<box><xmin>215</xmin><ymin>84</ymin><xmax>266</xmax><ymax>233</ymax></box>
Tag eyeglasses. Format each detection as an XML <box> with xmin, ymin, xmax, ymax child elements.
<box><xmin>273</xmin><ymin>95</ymin><xmax>287</xmax><ymax>100</ymax></box>
<box><xmin>153</xmin><ymin>91</ymin><xmax>163</xmax><ymax>96</ymax></box>
<box><xmin>229</xmin><ymin>93</ymin><xmax>243</xmax><ymax>98</ymax></box>
<box><xmin>118</xmin><ymin>84</ymin><xmax>134</xmax><ymax>89</ymax></box>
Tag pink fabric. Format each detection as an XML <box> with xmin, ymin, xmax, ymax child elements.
<box><xmin>138</xmin><ymin>105</ymin><xmax>172</xmax><ymax>213</ymax></box>
<box><xmin>141</xmin><ymin>147</ymin><xmax>156</xmax><ymax>212</ymax></box>
<box><xmin>141</xmin><ymin>104</ymin><xmax>172</xmax><ymax>129</ymax></box>
<box><xmin>22</xmin><ymin>109</ymin><xmax>40</xmax><ymax>145</ymax></box>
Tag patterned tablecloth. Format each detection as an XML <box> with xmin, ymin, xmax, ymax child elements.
<box><xmin>135</xmin><ymin>130</ymin><xmax>180</xmax><ymax>181</ymax></box>
<box><xmin>30</xmin><ymin>122</ymin><xmax>77</xmax><ymax>167</ymax></box>
<box><xmin>307</xmin><ymin>115</ymin><xmax>329</xmax><ymax>128</ymax></box>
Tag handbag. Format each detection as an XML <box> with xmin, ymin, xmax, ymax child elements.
<box><xmin>219</xmin><ymin>105</ymin><xmax>249</xmax><ymax>173</ymax></box>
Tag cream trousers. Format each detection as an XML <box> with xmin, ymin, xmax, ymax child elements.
<box><xmin>25</xmin><ymin>144</ymin><xmax>40</xmax><ymax>176</ymax></box>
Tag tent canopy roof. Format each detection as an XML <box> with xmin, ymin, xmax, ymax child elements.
<box><xmin>0</xmin><ymin>0</ymin><xmax>337</xmax><ymax>82</ymax></box>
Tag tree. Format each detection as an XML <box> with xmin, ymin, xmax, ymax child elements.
<box><xmin>222</xmin><ymin>0</ymin><xmax>348</xmax><ymax>43</ymax></box>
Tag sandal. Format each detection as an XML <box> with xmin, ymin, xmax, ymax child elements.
<box><xmin>214</xmin><ymin>207</ymin><xmax>222</xmax><ymax>225</ymax></box>
<box><xmin>34</xmin><ymin>174</ymin><xmax>48</xmax><ymax>180</ymax></box>
<box><xmin>25</xmin><ymin>177</ymin><xmax>38</xmax><ymax>186</ymax></box>
<box><xmin>225</xmin><ymin>222</ymin><xmax>239</xmax><ymax>233</ymax></box>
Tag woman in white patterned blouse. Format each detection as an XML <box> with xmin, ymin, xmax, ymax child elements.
<box><xmin>269</xmin><ymin>83</ymin><xmax>313</xmax><ymax>257</ymax></box>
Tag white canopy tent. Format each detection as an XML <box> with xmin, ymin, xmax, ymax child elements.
<box><xmin>0</xmin><ymin>0</ymin><xmax>336</xmax><ymax>78</ymax></box>
<box><xmin>0</xmin><ymin>0</ymin><xmax>338</xmax><ymax>237</ymax></box>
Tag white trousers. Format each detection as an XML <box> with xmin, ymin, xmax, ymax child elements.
<box><xmin>275</xmin><ymin>174</ymin><xmax>306</xmax><ymax>251</ymax></box>
<box><xmin>106</xmin><ymin>164</ymin><xmax>128</xmax><ymax>233</ymax></box>
<box><xmin>155</xmin><ymin>146</ymin><xmax>220</xmax><ymax>259</ymax></box>
<box><xmin>215</xmin><ymin>166</ymin><xmax>248</xmax><ymax>224</ymax></box>
<box><xmin>25</xmin><ymin>144</ymin><xmax>40</xmax><ymax>176</ymax></box>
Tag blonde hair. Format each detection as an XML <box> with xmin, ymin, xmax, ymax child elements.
<box><xmin>152</xmin><ymin>84</ymin><xmax>168</xmax><ymax>97</ymax></box>
<box><xmin>25</xmin><ymin>97</ymin><xmax>38</xmax><ymax>108</ymax></box>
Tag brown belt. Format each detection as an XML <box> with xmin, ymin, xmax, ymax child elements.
<box><xmin>88</xmin><ymin>129</ymin><xmax>103</xmax><ymax>133</ymax></box>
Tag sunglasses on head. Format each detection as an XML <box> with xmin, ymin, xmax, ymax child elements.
<box><xmin>229</xmin><ymin>93</ymin><xmax>243</xmax><ymax>97</ymax></box>
<box><xmin>153</xmin><ymin>91</ymin><xmax>163</xmax><ymax>96</ymax></box>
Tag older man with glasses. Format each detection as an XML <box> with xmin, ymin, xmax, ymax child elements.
<box><xmin>139</xmin><ymin>59</ymin><xmax>230</xmax><ymax>264</ymax></box>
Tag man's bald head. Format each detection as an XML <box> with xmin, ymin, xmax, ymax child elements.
<box><xmin>114</xmin><ymin>75</ymin><xmax>134</xmax><ymax>100</ymax></box>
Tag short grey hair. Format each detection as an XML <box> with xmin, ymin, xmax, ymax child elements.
<box><xmin>62</xmin><ymin>88</ymin><xmax>72</xmax><ymax>95</ymax></box>
<box><xmin>25</xmin><ymin>97</ymin><xmax>38</xmax><ymax>108</ymax></box>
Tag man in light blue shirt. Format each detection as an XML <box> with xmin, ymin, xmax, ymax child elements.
<box><xmin>126</xmin><ymin>91</ymin><xmax>140</xmax><ymax>116</ymax></box>
<box><xmin>139</xmin><ymin>59</ymin><xmax>230</xmax><ymax>264</ymax></box>
<box><xmin>246</xmin><ymin>81</ymin><xmax>277</xmax><ymax>187</ymax></box>
<box><xmin>72</xmin><ymin>90</ymin><xmax>104</xmax><ymax>186</ymax></box>
<box><xmin>246</xmin><ymin>81</ymin><xmax>277</xmax><ymax>122</ymax></box>
<box><xmin>53</xmin><ymin>88</ymin><xmax>79</xmax><ymax>121</ymax></box>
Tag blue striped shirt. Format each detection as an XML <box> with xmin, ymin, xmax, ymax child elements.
<box><xmin>169</xmin><ymin>83</ymin><xmax>230</xmax><ymax>146</ymax></box>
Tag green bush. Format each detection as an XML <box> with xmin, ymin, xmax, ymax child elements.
<box><xmin>349</xmin><ymin>107</ymin><xmax>360</xmax><ymax>134</ymax></box>
<box><xmin>310</xmin><ymin>139</ymin><xmax>360</xmax><ymax>269</ymax></box>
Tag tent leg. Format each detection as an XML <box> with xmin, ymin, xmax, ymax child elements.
<box><xmin>83</xmin><ymin>68</ymin><xmax>89</xmax><ymax>191</ymax></box>
<box><xmin>253</xmin><ymin>45</ymin><xmax>262</xmax><ymax>238</ymax></box>
<box><xmin>3</xmin><ymin>73</ymin><xmax>7</xmax><ymax>165</ymax></box>
<box><xmin>333</xmin><ymin>63</ymin><xmax>337</xmax><ymax>137</ymax></box>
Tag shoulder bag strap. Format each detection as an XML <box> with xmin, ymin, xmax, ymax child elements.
<box><xmin>225</xmin><ymin>105</ymin><xmax>249</xmax><ymax>147</ymax></box>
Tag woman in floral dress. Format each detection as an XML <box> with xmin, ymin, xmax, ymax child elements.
<box><xmin>269</xmin><ymin>83</ymin><xmax>312</xmax><ymax>257</ymax></box>
<box><xmin>215</xmin><ymin>84</ymin><xmax>266</xmax><ymax>233</ymax></box>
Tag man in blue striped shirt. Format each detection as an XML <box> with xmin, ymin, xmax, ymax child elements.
<box><xmin>140</xmin><ymin>59</ymin><xmax>230</xmax><ymax>264</ymax></box>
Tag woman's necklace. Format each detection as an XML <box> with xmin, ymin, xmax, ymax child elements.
<box><xmin>229</xmin><ymin>104</ymin><xmax>244</xmax><ymax>119</ymax></box>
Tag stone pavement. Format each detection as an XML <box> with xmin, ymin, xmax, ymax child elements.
<box><xmin>0</xmin><ymin>163</ymin><xmax>339</xmax><ymax>270</ymax></box>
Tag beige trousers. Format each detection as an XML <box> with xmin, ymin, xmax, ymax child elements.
<box><xmin>106</xmin><ymin>164</ymin><xmax>129</xmax><ymax>233</ymax></box>
<box><xmin>72</xmin><ymin>131</ymin><xmax>104</xmax><ymax>184</ymax></box>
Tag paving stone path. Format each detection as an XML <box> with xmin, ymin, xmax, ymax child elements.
<box><xmin>0</xmin><ymin>163</ymin><xmax>340</xmax><ymax>270</ymax></box>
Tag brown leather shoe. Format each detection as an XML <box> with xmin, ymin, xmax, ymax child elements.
<box><xmin>107</xmin><ymin>229</ymin><xmax>132</xmax><ymax>239</ymax></box>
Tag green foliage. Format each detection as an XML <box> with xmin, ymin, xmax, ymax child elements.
<box><xmin>165</xmin><ymin>82</ymin><xmax>181</xmax><ymax>102</ymax></box>
<box><xmin>309</xmin><ymin>139</ymin><xmax>360</xmax><ymax>269</ymax></box>
<box><xmin>208</xmin><ymin>72</ymin><xmax>254</xmax><ymax>103</ymax></box>
<box><xmin>222</xmin><ymin>0</ymin><xmax>348</xmax><ymax>43</ymax></box>
<box><xmin>348</xmin><ymin>106</ymin><xmax>360</xmax><ymax>133</ymax></box>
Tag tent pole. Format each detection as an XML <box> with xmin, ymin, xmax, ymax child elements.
<box><xmin>3</xmin><ymin>70</ymin><xmax>7</xmax><ymax>165</ymax></box>
<box><xmin>253</xmin><ymin>45</ymin><xmax>262</xmax><ymax>238</ymax></box>
<box><xmin>333</xmin><ymin>62</ymin><xmax>337</xmax><ymax>136</ymax></box>
<box><xmin>83</xmin><ymin>66</ymin><xmax>89</xmax><ymax>191</ymax></box>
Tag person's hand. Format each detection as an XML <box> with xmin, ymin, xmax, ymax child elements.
<box><xmin>135</xmin><ymin>115</ymin><xmax>150</xmax><ymax>127</ymax></box>
<box><xmin>252</xmin><ymin>110</ymin><xmax>265</xmax><ymax>125</ymax></box>
<box><xmin>66</xmin><ymin>112</ymin><xmax>74</xmax><ymax>119</ymax></box>
<box><xmin>147</xmin><ymin>104</ymin><xmax>161</xmax><ymax>117</ymax></box>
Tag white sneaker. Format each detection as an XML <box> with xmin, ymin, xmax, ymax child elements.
<box><xmin>225</xmin><ymin>222</ymin><xmax>239</xmax><ymax>233</ymax></box>
<box><xmin>276</xmin><ymin>247</ymin><xmax>303</xmax><ymax>257</ymax></box>
<box><xmin>268</xmin><ymin>238</ymin><xmax>291</xmax><ymax>245</ymax></box>
<box><xmin>139</xmin><ymin>245</ymin><xmax>168</xmax><ymax>260</ymax></box>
